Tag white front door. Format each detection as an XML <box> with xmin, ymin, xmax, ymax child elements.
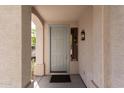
<box><xmin>50</xmin><ymin>25</ymin><xmax>69</xmax><ymax>73</ymax></box>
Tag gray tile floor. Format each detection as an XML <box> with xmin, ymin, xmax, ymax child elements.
<box><xmin>33</xmin><ymin>75</ymin><xmax>86</xmax><ymax>88</ymax></box>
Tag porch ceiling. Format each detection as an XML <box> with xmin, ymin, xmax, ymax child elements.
<box><xmin>33</xmin><ymin>5</ymin><xmax>88</xmax><ymax>23</ymax></box>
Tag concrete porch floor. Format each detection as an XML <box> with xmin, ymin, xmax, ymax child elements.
<box><xmin>33</xmin><ymin>75</ymin><xmax>87</xmax><ymax>88</ymax></box>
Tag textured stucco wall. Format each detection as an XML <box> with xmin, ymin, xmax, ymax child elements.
<box><xmin>78</xmin><ymin>6</ymin><xmax>106</xmax><ymax>88</ymax></box>
<box><xmin>78</xmin><ymin>6</ymin><xmax>94</xmax><ymax>88</ymax></box>
<box><xmin>109</xmin><ymin>6</ymin><xmax>124</xmax><ymax>88</ymax></box>
<box><xmin>0</xmin><ymin>6</ymin><xmax>31</xmax><ymax>88</ymax></box>
<box><xmin>32</xmin><ymin>13</ymin><xmax>44</xmax><ymax>76</ymax></box>
<box><xmin>0</xmin><ymin>6</ymin><xmax>22</xmax><ymax>87</ymax></box>
<box><xmin>70</xmin><ymin>61</ymin><xmax>79</xmax><ymax>74</ymax></box>
<box><xmin>21</xmin><ymin>6</ymin><xmax>31</xmax><ymax>88</ymax></box>
<box><xmin>103</xmin><ymin>6</ymin><xmax>111</xmax><ymax>88</ymax></box>
<box><xmin>92</xmin><ymin>6</ymin><xmax>104</xmax><ymax>88</ymax></box>
<box><xmin>79</xmin><ymin>5</ymin><xmax>124</xmax><ymax>88</ymax></box>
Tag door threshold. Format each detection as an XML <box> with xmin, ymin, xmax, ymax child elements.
<box><xmin>50</xmin><ymin>71</ymin><xmax>67</xmax><ymax>73</ymax></box>
<box><xmin>50</xmin><ymin>73</ymin><xmax>69</xmax><ymax>75</ymax></box>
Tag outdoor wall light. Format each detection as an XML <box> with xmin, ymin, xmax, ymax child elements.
<box><xmin>81</xmin><ymin>30</ymin><xmax>85</xmax><ymax>40</ymax></box>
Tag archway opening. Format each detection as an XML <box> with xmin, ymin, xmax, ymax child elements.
<box><xmin>31</xmin><ymin>13</ymin><xmax>44</xmax><ymax>81</ymax></box>
<box><xmin>31</xmin><ymin>21</ymin><xmax>37</xmax><ymax>79</ymax></box>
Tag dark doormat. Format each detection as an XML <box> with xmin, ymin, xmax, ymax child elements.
<box><xmin>50</xmin><ymin>75</ymin><xmax>71</xmax><ymax>83</ymax></box>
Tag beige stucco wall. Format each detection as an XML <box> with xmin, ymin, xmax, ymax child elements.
<box><xmin>78</xmin><ymin>6</ymin><xmax>94</xmax><ymax>88</ymax></box>
<box><xmin>92</xmin><ymin>6</ymin><xmax>105</xmax><ymax>88</ymax></box>
<box><xmin>103</xmin><ymin>6</ymin><xmax>111</xmax><ymax>88</ymax></box>
<box><xmin>93</xmin><ymin>5</ymin><xmax>124</xmax><ymax>88</ymax></box>
<box><xmin>0</xmin><ymin>6</ymin><xmax>22</xmax><ymax>88</ymax></box>
<box><xmin>44</xmin><ymin>22</ymin><xmax>79</xmax><ymax>75</ymax></box>
<box><xmin>32</xmin><ymin>13</ymin><xmax>44</xmax><ymax>76</ymax></box>
<box><xmin>21</xmin><ymin>6</ymin><xmax>32</xmax><ymax>88</ymax></box>
<box><xmin>78</xmin><ymin>5</ymin><xmax>124</xmax><ymax>88</ymax></box>
<box><xmin>78</xmin><ymin>6</ymin><xmax>107</xmax><ymax>88</ymax></box>
<box><xmin>31</xmin><ymin>5</ymin><xmax>124</xmax><ymax>87</ymax></box>
<box><xmin>0</xmin><ymin>6</ymin><xmax>31</xmax><ymax>88</ymax></box>
<box><xmin>1</xmin><ymin>5</ymin><xmax>124</xmax><ymax>88</ymax></box>
<box><xmin>108</xmin><ymin>6</ymin><xmax>124</xmax><ymax>88</ymax></box>
<box><xmin>98</xmin><ymin>5</ymin><xmax>124</xmax><ymax>88</ymax></box>
<box><xmin>70</xmin><ymin>61</ymin><xmax>79</xmax><ymax>74</ymax></box>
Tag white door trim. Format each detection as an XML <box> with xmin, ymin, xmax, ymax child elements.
<box><xmin>49</xmin><ymin>24</ymin><xmax>70</xmax><ymax>75</ymax></box>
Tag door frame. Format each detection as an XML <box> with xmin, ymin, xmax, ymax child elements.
<box><xmin>49</xmin><ymin>24</ymin><xmax>70</xmax><ymax>75</ymax></box>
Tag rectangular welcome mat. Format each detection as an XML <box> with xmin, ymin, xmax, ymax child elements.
<box><xmin>50</xmin><ymin>75</ymin><xmax>71</xmax><ymax>83</ymax></box>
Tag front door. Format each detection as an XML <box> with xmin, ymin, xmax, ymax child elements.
<box><xmin>50</xmin><ymin>25</ymin><xmax>69</xmax><ymax>73</ymax></box>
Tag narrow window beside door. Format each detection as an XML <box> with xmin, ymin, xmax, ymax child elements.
<box><xmin>71</xmin><ymin>27</ymin><xmax>78</xmax><ymax>61</ymax></box>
